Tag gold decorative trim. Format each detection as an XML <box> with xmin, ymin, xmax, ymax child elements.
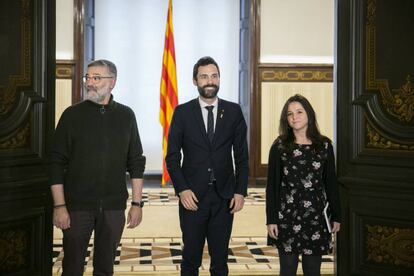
<box><xmin>365</xmin><ymin>0</ymin><xmax>414</xmax><ymax>123</ymax></box>
<box><xmin>56</xmin><ymin>64</ymin><xmax>74</xmax><ymax>79</ymax></box>
<box><xmin>388</xmin><ymin>75</ymin><xmax>414</xmax><ymax>122</ymax></box>
<box><xmin>0</xmin><ymin>228</ymin><xmax>30</xmax><ymax>272</ymax></box>
<box><xmin>366</xmin><ymin>224</ymin><xmax>414</xmax><ymax>268</ymax></box>
<box><xmin>0</xmin><ymin>0</ymin><xmax>32</xmax><ymax>116</ymax></box>
<box><xmin>0</xmin><ymin>121</ymin><xmax>30</xmax><ymax>150</ymax></box>
<box><xmin>366</xmin><ymin>122</ymin><xmax>414</xmax><ymax>150</ymax></box>
<box><xmin>260</xmin><ymin>68</ymin><xmax>333</xmax><ymax>82</ymax></box>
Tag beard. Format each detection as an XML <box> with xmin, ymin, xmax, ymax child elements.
<box><xmin>197</xmin><ymin>84</ymin><xmax>219</xmax><ymax>99</ymax></box>
<box><xmin>84</xmin><ymin>86</ymin><xmax>111</xmax><ymax>104</ymax></box>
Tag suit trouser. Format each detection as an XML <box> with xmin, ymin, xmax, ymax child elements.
<box><xmin>62</xmin><ymin>210</ymin><xmax>125</xmax><ymax>276</ymax></box>
<box><xmin>179</xmin><ymin>185</ymin><xmax>234</xmax><ymax>276</ymax></box>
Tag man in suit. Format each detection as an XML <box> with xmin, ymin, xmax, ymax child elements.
<box><xmin>166</xmin><ymin>56</ymin><xmax>249</xmax><ymax>276</ymax></box>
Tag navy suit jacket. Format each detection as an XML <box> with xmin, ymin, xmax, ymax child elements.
<box><xmin>166</xmin><ymin>98</ymin><xmax>249</xmax><ymax>200</ymax></box>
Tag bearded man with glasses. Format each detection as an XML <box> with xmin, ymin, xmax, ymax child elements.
<box><xmin>51</xmin><ymin>59</ymin><xmax>146</xmax><ymax>275</ymax></box>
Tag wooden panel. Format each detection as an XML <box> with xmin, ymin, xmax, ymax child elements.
<box><xmin>337</xmin><ymin>0</ymin><xmax>414</xmax><ymax>275</ymax></box>
<box><xmin>0</xmin><ymin>0</ymin><xmax>55</xmax><ymax>275</ymax></box>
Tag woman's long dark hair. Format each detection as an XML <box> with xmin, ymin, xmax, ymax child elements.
<box><xmin>277</xmin><ymin>94</ymin><xmax>330</xmax><ymax>152</ymax></box>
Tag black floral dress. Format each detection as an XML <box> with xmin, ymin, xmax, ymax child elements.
<box><xmin>266</xmin><ymin>138</ymin><xmax>341</xmax><ymax>256</ymax></box>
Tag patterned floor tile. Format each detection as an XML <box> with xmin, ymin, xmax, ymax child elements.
<box><xmin>53</xmin><ymin>189</ymin><xmax>334</xmax><ymax>275</ymax></box>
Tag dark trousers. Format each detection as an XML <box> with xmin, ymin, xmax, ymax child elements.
<box><xmin>278</xmin><ymin>252</ymin><xmax>322</xmax><ymax>276</ymax></box>
<box><xmin>62</xmin><ymin>210</ymin><xmax>125</xmax><ymax>276</ymax></box>
<box><xmin>179</xmin><ymin>185</ymin><xmax>234</xmax><ymax>276</ymax></box>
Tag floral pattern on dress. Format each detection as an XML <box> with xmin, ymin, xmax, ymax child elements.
<box><xmin>274</xmin><ymin>141</ymin><xmax>332</xmax><ymax>255</ymax></box>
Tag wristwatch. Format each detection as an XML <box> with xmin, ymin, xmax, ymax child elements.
<box><xmin>131</xmin><ymin>201</ymin><xmax>144</xmax><ymax>208</ymax></box>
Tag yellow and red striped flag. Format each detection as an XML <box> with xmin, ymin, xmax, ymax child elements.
<box><xmin>160</xmin><ymin>0</ymin><xmax>178</xmax><ymax>186</ymax></box>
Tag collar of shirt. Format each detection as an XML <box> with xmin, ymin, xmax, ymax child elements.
<box><xmin>198</xmin><ymin>97</ymin><xmax>218</xmax><ymax>109</ymax></box>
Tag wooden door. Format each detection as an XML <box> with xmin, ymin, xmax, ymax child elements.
<box><xmin>336</xmin><ymin>0</ymin><xmax>414</xmax><ymax>275</ymax></box>
<box><xmin>0</xmin><ymin>0</ymin><xmax>55</xmax><ymax>275</ymax></box>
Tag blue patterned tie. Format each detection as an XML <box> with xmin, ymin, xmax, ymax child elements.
<box><xmin>205</xmin><ymin>106</ymin><xmax>214</xmax><ymax>143</ymax></box>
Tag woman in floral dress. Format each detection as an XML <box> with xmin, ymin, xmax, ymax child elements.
<box><xmin>266</xmin><ymin>94</ymin><xmax>341</xmax><ymax>276</ymax></box>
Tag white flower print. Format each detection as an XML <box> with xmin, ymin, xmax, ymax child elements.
<box><xmin>312</xmin><ymin>161</ymin><xmax>321</xmax><ymax>170</ymax></box>
<box><xmin>311</xmin><ymin>232</ymin><xmax>321</xmax><ymax>240</ymax></box>
<box><xmin>306</xmin><ymin>173</ymin><xmax>313</xmax><ymax>180</ymax></box>
<box><xmin>293</xmin><ymin>149</ymin><xmax>302</xmax><ymax>157</ymax></box>
<box><xmin>324</xmin><ymin>142</ymin><xmax>329</xmax><ymax>149</ymax></box>
<box><xmin>303</xmin><ymin>249</ymin><xmax>313</xmax><ymax>255</ymax></box>
<box><xmin>303</xmin><ymin>201</ymin><xmax>312</xmax><ymax>208</ymax></box>
<box><xmin>301</xmin><ymin>179</ymin><xmax>312</xmax><ymax>188</ymax></box>
<box><xmin>293</xmin><ymin>225</ymin><xmax>301</xmax><ymax>233</ymax></box>
<box><xmin>276</xmin><ymin>143</ymin><xmax>332</xmax><ymax>255</ymax></box>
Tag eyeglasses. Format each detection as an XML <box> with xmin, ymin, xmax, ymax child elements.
<box><xmin>198</xmin><ymin>73</ymin><xmax>219</xmax><ymax>81</ymax></box>
<box><xmin>82</xmin><ymin>75</ymin><xmax>114</xmax><ymax>83</ymax></box>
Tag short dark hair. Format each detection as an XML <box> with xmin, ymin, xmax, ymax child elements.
<box><xmin>88</xmin><ymin>59</ymin><xmax>117</xmax><ymax>78</ymax></box>
<box><xmin>192</xmin><ymin>56</ymin><xmax>220</xmax><ymax>80</ymax></box>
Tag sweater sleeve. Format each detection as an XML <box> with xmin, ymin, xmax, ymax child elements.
<box><xmin>127</xmin><ymin>111</ymin><xmax>146</xmax><ymax>178</ymax></box>
<box><xmin>324</xmin><ymin>142</ymin><xmax>342</xmax><ymax>223</ymax></box>
<box><xmin>50</xmin><ymin>109</ymin><xmax>71</xmax><ymax>185</ymax></box>
<box><xmin>266</xmin><ymin>141</ymin><xmax>282</xmax><ymax>225</ymax></box>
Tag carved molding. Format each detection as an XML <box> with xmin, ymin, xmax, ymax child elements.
<box><xmin>0</xmin><ymin>121</ymin><xmax>30</xmax><ymax>150</ymax></box>
<box><xmin>366</xmin><ymin>224</ymin><xmax>414</xmax><ymax>268</ymax></box>
<box><xmin>366</xmin><ymin>121</ymin><xmax>414</xmax><ymax>150</ymax></box>
<box><xmin>0</xmin><ymin>0</ymin><xmax>32</xmax><ymax>117</ymax></box>
<box><xmin>260</xmin><ymin>67</ymin><xmax>333</xmax><ymax>82</ymax></box>
<box><xmin>0</xmin><ymin>228</ymin><xmax>30</xmax><ymax>272</ymax></box>
<box><xmin>56</xmin><ymin>60</ymin><xmax>75</xmax><ymax>79</ymax></box>
<box><xmin>365</xmin><ymin>0</ymin><xmax>414</xmax><ymax>123</ymax></box>
<box><xmin>389</xmin><ymin>75</ymin><xmax>414</xmax><ymax>122</ymax></box>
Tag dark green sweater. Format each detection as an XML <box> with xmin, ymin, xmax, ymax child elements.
<box><xmin>51</xmin><ymin>97</ymin><xmax>146</xmax><ymax>211</ymax></box>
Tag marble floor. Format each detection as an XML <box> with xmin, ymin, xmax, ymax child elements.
<box><xmin>52</xmin><ymin>188</ymin><xmax>335</xmax><ymax>275</ymax></box>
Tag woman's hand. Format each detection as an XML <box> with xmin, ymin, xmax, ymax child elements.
<box><xmin>332</xmin><ymin>222</ymin><xmax>341</xmax><ymax>233</ymax></box>
<box><xmin>267</xmin><ymin>224</ymin><xmax>278</xmax><ymax>239</ymax></box>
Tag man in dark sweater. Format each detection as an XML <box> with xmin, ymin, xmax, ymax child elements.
<box><xmin>51</xmin><ymin>60</ymin><xmax>146</xmax><ymax>275</ymax></box>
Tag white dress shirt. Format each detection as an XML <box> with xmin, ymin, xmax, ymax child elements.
<box><xmin>198</xmin><ymin>97</ymin><xmax>218</xmax><ymax>132</ymax></box>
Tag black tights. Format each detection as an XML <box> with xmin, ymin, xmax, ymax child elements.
<box><xmin>279</xmin><ymin>253</ymin><xmax>322</xmax><ymax>276</ymax></box>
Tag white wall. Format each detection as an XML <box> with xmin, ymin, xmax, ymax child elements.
<box><xmin>95</xmin><ymin>0</ymin><xmax>240</xmax><ymax>173</ymax></box>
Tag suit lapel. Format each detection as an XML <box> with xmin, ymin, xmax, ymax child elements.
<box><xmin>191</xmin><ymin>99</ymin><xmax>211</xmax><ymax>147</ymax></box>
<box><xmin>212</xmin><ymin>99</ymin><xmax>225</xmax><ymax>146</ymax></box>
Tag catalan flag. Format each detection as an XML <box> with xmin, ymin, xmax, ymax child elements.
<box><xmin>160</xmin><ymin>0</ymin><xmax>178</xmax><ymax>186</ymax></box>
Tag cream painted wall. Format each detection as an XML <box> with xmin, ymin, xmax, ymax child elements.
<box><xmin>55</xmin><ymin>0</ymin><xmax>74</xmax><ymax>128</ymax></box>
<box><xmin>55</xmin><ymin>80</ymin><xmax>73</xmax><ymax>127</ymax></box>
<box><xmin>260</xmin><ymin>0</ymin><xmax>334</xmax><ymax>63</ymax></box>
<box><xmin>56</xmin><ymin>0</ymin><xmax>74</xmax><ymax>60</ymax></box>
